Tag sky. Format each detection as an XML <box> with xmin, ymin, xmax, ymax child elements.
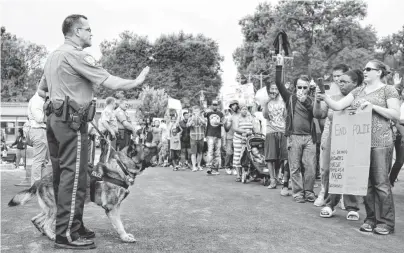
<box><xmin>1</xmin><ymin>0</ymin><xmax>403</xmax><ymax>88</ymax></box>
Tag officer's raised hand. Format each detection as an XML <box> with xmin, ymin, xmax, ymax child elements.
<box><xmin>102</xmin><ymin>66</ymin><xmax>151</xmax><ymax>90</ymax></box>
<box><xmin>136</xmin><ymin>66</ymin><xmax>150</xmax><ymax>84</ymax></box>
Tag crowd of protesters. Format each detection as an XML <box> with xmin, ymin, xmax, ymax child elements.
<box><xmin>2</xmin><ymin>54</ymin><xmax>404</xmax><ymax>236</ymax></box>
<box><xmin>111</xmin><ymin>55</ymin><xmax>403</xmax><ymax>236</ymax></box>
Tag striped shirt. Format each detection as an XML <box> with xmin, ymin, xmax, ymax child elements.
<box><xmin>234</xmin><ymin>116</ymin><xmax>254</xmax><ymax>139</ymax></box>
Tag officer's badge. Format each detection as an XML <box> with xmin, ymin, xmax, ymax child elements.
<box><xmin>84</xmin><ymin>55</ymin><xmax>96</xmax><ymax>66</ymax></box>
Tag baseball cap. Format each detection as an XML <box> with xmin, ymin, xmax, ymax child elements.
<box><xmin>228</xmin><ymin>100</ymin><xmax>239</xmax><ymax>108</ymax></box>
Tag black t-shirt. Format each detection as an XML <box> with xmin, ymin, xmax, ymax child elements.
<box><xmin>205</xmin><ymin>111</ymin><xmax>224</xmax><ymax>138</ymax></box>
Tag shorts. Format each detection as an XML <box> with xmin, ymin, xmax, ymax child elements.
<box><xmin>171</xmin><ymin>149</ymin><xmax>181</xmax><ymax>161</ymax></box>
<box><xmin>265</xmin><ymin>132</ymin><xmax>287</xmax><ymax>161</ymax></box>
<box><xmin>190</xmin><ymin>138</ymin><xmax>204</xmax><ymax>154</ymax></box>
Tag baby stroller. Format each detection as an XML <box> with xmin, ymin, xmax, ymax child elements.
<box><xmin>240</xmin><ymin>134</ymin><xmax>270</xmax><ymax>185</ymax></box>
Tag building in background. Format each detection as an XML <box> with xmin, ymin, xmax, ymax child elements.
<box><xmin>0</xmin><ymin>99</ymin><xmax>141</xmax><ymax>143</ymax></box>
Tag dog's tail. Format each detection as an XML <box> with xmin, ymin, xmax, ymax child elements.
<box><xmin>8</xmin><ymin>181</ymin><xmax>39</xmax><ymax>207</ymax></box>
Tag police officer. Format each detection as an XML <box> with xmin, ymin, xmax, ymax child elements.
<box><xmin>38</xmin><ymin>14</ymin><xmax>149</xmax><ymax>250</ymax></box>
<box><xmin>115</xmin><ymin>99</ymin><xmax>135</xmax><ymax>151</ymax></box>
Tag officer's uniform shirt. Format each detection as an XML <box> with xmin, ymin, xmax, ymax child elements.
<box><xmin>38</xmin><ymin>38</ymin><xmax>110</xmax><ymax>105</ymax></box>
<box><xmin>98</xmin><ymin>108</ymin><xmax>118</xmax><ymax>133</ymax></box>
<box><xmin>115</xmin><ymin>107</ymin><xmax>131</xmax><ymax>130</ymax></box>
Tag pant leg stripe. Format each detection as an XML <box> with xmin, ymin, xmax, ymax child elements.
<box><xmin>66</xmin><ymin>132</ymin><xmax>81</xmax><ymax>242</ymax></box>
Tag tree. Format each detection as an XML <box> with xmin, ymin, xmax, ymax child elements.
<box><xmin>1</xmin><ymin>26</ymin><xmax>48</xmax><ymax>102</ymax></box>
<box><xmin>378</xmin><ymin>25</ymin><xmax>404</xmax><ymax>75</ymax></box>
<box><xmin>233</xmin><ymin>1</ymin><xmax>377</xmax><ymax>88</ymax></box>
<box><xmin>98</xmin><ymin>31</ymin><xmax>224</xmax><ymax>107</ymax></box>
<box><xmin>134</xmin><ymin>86</ymin><xmax>169</xmax><ymax>119</ymax></box>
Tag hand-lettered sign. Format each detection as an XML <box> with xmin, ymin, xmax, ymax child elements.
<box><xmin>328</xmin><ymin>106</ymin><xmax>372</xmax><ymax>196</ymax></box>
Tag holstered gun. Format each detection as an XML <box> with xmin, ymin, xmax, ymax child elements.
<box><xmin>62</xmin><ymin>96</ymin><xmax>70</xmax><ymax>122</ymax></box>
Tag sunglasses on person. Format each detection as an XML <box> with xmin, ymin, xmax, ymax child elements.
<box><xmin>77</xmin><ymin>27</ymin><xmax>92</xmax><ymax>33</ymax></box>
<box><xmin>363</xmin><ymin>67</ymin><xmax>379</xmax><ymax>72</ymax></box>
<box><xmin>296</xmin><ymin>86</ymin><xmax>308</xmax><ymax>90</ymax></box>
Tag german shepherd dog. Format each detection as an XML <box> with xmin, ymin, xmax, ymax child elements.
<box><xmin>8</xmin><ymin>141</ymin><xmax>150</xmax><ymax>243</ymax></box>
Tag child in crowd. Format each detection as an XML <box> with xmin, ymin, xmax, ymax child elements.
<box><xmin>170</xmin><ymin>125</ymin><xmax>183</xmax><ymax>171</ymax></box>
<box><xmin>251</xmin><ymin>147</ymin><xmax>266</xmax><ymax>166</ymax></box>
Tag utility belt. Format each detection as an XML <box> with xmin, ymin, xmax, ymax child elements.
<box><xmin>44</xmin><ymin>96</ymin><xmax>96</xmax><ymax>131</ymax></box>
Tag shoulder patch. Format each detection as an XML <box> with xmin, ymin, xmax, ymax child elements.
<box><xmin>84</xmin><ymin>55</ymin><xmax>96</xmax><ymax>66</ymax></box>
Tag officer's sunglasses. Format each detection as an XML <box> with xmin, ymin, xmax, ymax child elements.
<box><xmin>296</xmin><ymin>86</ymin><xmax>308</xmax><ymax>90</ymax></box>
<box><xmin>363</xmin><ymin>67</ymin><xmax>379</xmax><ymax>72</ymax></box>
<box><xmin>77</xmin><ymin>27</ymin><xmax>92</xmax><ymax>33</ymax></box>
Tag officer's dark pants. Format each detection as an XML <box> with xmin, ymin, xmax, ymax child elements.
<box><xmin>116</xmin><ymin>130</ymin><xmax>131</xmax><ymax>151</ymax></box>
<box><xmin>47</xmin><ymin>113</ymin><xmax>88</xmax><ymax>243</ymax></box>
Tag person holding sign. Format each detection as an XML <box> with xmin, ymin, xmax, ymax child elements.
<box><xmin>314</xmin><ymin>69</ymin><xmax>363</xmax><ymax>220</ymax></box>
<box><xmin>313</xmin><ymin>64</ymin><xmax>350</xmax><ymax>207</ymax></box>
<box><xmin>317</xmin><ymin>60</ymin><xmax>400</xmax><ymax>235</ymax></box>
<box><xmin>275</xmin><ymin>55</ymin><xmax>318</xmax><ymax>203</ymax></box>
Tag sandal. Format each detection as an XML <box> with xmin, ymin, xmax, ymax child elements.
<box><xmin>320</xmin><ymin>206</ymin><xmax>336</xmax><ymax>218</ymax></box>
<box><xmin>359</xmin><ymin>223</ymin><xmax>374</xmax><ymax>233</ymax></box>
<box><xmin>235</xmin><ymin>178</ymin><xmax>241</xmax><ymax>182</ymax></box>
<box><xmin>346</xmin><ymin>211</ymin><xmax>359</xmax><ymax>221</ymax></box>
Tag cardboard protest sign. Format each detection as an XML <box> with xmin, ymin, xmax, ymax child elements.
<box><xmin>168</xmin><ymin>98</ymin><xmax>182</xmax><ymax>110</ymax></box>
<box><xmin>328</xmin><ymin>106</ymin><xmax>372</xmax><ymax>196</ymax></box>
<box><xmin>241</xmin><ymin>83</ymin><xmax>255</xmax><ymax>106</ymax></box>
<box><xmin>255</xmin><ymin>87</ymin><xmax>269</xmax><ymax>108</ymax></box>
<box><xmin>222</xmin><ymin>84</ymin><xmax>243</xmax><ymax>108</ymax></box>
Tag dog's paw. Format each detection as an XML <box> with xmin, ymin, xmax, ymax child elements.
<box><xmin>45</xmin><ymin>231</ymin><xmax>56</xmax><ymax>241</ymax></box>
<box><xmin>120</xmin><ymin>233</ymin><xmax>137</xmax><ymax>243</ymax></box>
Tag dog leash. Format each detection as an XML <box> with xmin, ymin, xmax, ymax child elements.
<box><xmin>89</xmin><ymin>121</ymin><xmax>133</xmax><ymax>177</ymax></box>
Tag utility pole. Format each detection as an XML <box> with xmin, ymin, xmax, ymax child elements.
<box><xmin>260</xmin><ymin>73</ymin><xmax>263</xmax><ymax>89</ymax></box>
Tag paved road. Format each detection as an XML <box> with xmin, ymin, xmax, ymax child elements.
<box><xmin>1</xmin><ymin>166</ymin><xmax>404</xmax><ymax>253</ymax></box>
